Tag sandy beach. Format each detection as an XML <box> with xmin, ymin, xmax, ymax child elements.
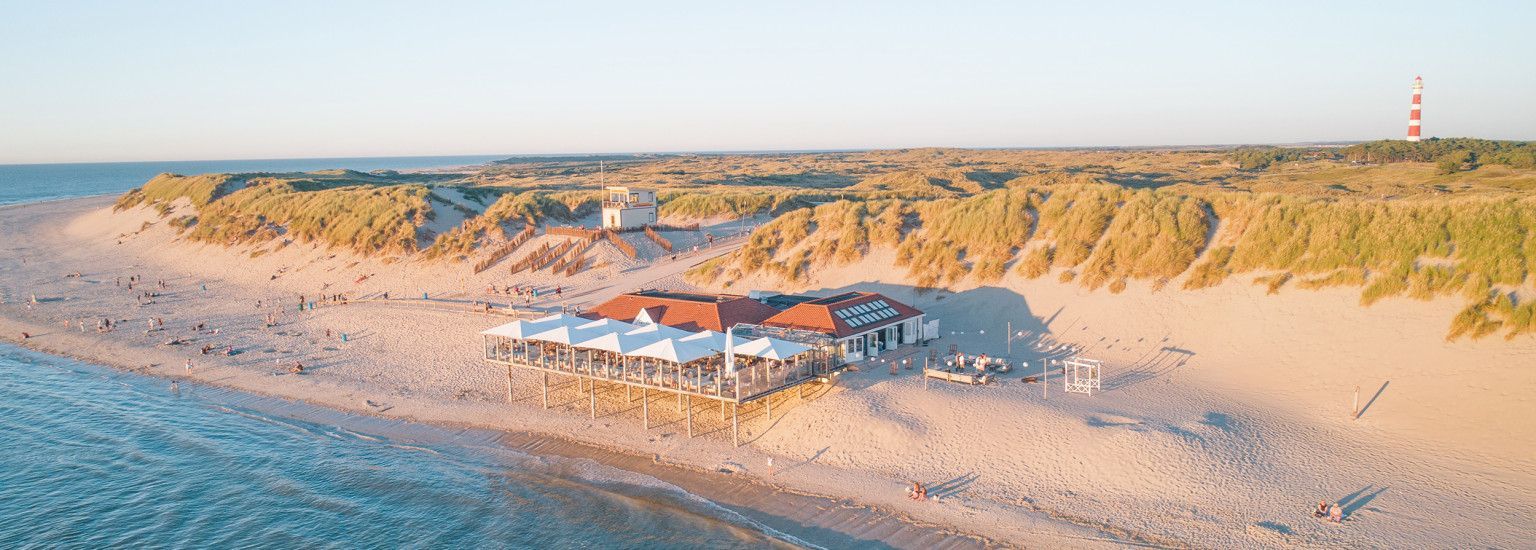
<box><xmin>4</xmin><ymin>196</ymin><xmax>1534</xmax><ymax>548</ymax></box>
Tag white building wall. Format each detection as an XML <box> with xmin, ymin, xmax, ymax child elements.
<box><xmin>836</xmin><ymin>314</ymin><xmax>925</xmax><ymax>360</ymax></box>
<box><xmin>603</xmin><ymin>206</ymin><xmax>657</xmax><ymax>230</ymax></box>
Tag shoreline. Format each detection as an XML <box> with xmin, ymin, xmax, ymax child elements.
<box><xmin>0</xmin><ymin>316</ymin><xmax>1034</xmax><ymax>549</ymax></box>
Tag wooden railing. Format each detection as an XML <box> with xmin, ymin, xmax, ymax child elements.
<box><xmin>509</xmin><ymin>242</ymin><xmax>552</xmax><ymax>274</ymax></box>
<box><xmin>603</xmin><ymin>229</ymin><xmax>638</xmax><ymax>259</ymax></box>
<box><xmin>643</xmin><ymin>225</ymin><xmax>673</xmax><ymax>252</ymax></box>
<box><xmin>473</xmin><ymin>225</ymin><xmax>537</xmax><ymax>274</ymax></box>
<box><xmin>548</xmin><ymin>226</ymin><xmax>602</xmax><ymax>243</ymax></box>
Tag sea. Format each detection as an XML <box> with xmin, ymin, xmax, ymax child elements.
<box><xmin>0</xmin><ymin>155</ymin><xmax>507</xmax><ymax>206</ymax></box>
<box><xmin>0</xmin><ymin>157</ymin><xmax>807</xmax><ymax>549</ymax></box>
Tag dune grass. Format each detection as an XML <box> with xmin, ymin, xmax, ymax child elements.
<box><xmin>1252</xmin><ymin>272</ymin><xmax>1293</xmax><ymax>295</ymax></box>
<box><xmin>187</xmin><ymin>181</ymin><xmax>432</xmax><ymax>254</ymax></box>
<box><xmin>1077</xmin><ymin>190</ymin><xmax>1209</xmax><ymax>291</ymax></box>
<box><xmin>422</xmin><ymin>190</ymin><xmax>586</xmax><ymax>259</ymax></box>
<box><xmin>658</xmin><ymin>190</ymin><xmax>813</xmax><ymax>219</ymax></box>
<box><xmin>1019</xmin><ymin>245</ymin><xmax>1054</xmax><ymax>279</ymax></box>
<box><xmin>115</xmin><ymin>173</ymin><xmax>241</xmax><ymax>210</ymax></box>
<box><xmin>693</xmin><ymin>179</ymin><xmax>1536</xmax><ymax>341</ymax></box>
<box><xmin>897</xmin><ymin>187</ymin><xmax>1035</xmax><ymax>286</ymax></box>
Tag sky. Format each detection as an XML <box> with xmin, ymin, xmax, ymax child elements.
<box><xmin>1</xmin><ymin>1</ymin><xmax>1533</xmax><ymax>164</ymax></box>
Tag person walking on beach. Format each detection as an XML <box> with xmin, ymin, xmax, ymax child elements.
<box><xmin>184</xmin><ymin>359</ymin><xmax>193</xmax><ymax>372</ymax></box>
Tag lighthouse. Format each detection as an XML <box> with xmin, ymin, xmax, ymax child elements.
<box><xmin>1406</xmin><ymin>76</ymin><xmax>1423</xmax><ymax>142</ymax></box>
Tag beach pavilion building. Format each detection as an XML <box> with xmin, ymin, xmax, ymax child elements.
<box><xmin>586</xmin><ymin>289</ymin><xmax>928</xmax><ymax>362</ymax></box>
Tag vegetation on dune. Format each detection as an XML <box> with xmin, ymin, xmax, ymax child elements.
<box><xmin>850</xmin><ymin>169</ymin><xmax>1007</xmax><ymax>198</ymax></box>
<box><xmin>658</xmin><ymin>190</ymin><xmax>814</xmax><ymax>220</ymax></box>
<box><xmin>114</xmin><ymin>146</ymin><xmax>1536</xmax><ymax>341</ymax></box>
<box><xmin>187</xmin><ymin>181</ymin><xmax>433</xmax><ymax>254</ymax></box>
<box><xmin>1077</xmin><ymin>190</ymin><xmax>1209</xmax><ymax>291</ymax></box>
<box><xmin>118</xmin><ymin>171</ymin><xmax>460</xmax><ymax>254</ymax></box>
<box><xmin>1183</xmin><ymin>246</ymin><xmax>1234</xmax><ymax>290</ymax></box>
<box><xmin>115</xmin><ymin>173</ymin><xmax>241</xmax><ymax>210</ymax></box>
<box><xmin>897</xmin><ymin>188</ymin><xmax>1034</xmax><ymax>286</ymax></box>
<box><xmin>423</xmin><ymin>190</ymin><xmax>583</xmax><ymax>260</ymax></box>
<box><xmin>692</xmin><ymin>178</ymin><xmax>1536</xmax><ymax>340</ymax></box>
<box><xmin>1034</xmin><ymin>184</ymin><xmax>1120</xmax><ymax>268</ymax></box>
<box><xmin>1342</xmin><ymin>138</ymin><xmax>1536</xmax><ymax>170</ymax></box>
<box><xmin>1018</xmin><ymin>245</ymin><xmax>1054</xmax><ymax>279</ymax></box>
<box><xmin>1228</xmin><ymin>147</ymin><xmax>1324</xmax><ymax>170</ymax></box>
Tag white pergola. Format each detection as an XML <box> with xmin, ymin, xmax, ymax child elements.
<box><xmin>1063</xmin><ymin>356</ymin><xmax>1103</xmax><ymax>395</ymax></box>
<box><xmin>480</xmin><ymin>316</ymin><xmax>835</xmax><ymax>445</ymax></box>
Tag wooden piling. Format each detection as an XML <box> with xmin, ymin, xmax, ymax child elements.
<box><xmin>589</xmin><ymin>377</ymin><xmax>596</xmax><ymax>419</ymax></box>
<box><xmin>686</xmin><ymin>395</ymin><xmax>693</xmax><ymax>438</ymax></box>
<box><xmin>732</xmin><ymin>403</ymin><xmax>739</xmax><ymax>447</ymax></box>
<box><xmin>542</xmin><ymin>372</ymin><xmax>549</xmax><ymax>409</ymax></box>
<box><xmin>642</xmin><ymin>387</ymin><xmax>649</xmax><ymax>429</ymax></box>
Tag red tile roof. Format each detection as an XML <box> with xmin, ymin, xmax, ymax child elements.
<box><xmin>762</xmin><ymin>292</ymin><xmax>923</xmax><ymax>338</ymax></box>
<box><xmin>586</xmin><ymin>291</ymin><xmax>780</xmax><ymax>332</ymax></box>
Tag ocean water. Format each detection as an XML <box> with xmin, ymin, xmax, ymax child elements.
<box><xmin>0</xmin><ymin>344</ymin><xmax>796</xmax><ymax>548</ymax></box>
<box><xmin>0</xmin><ymin>155</ymin><xmax>506</xmax><ymax>206</ymax></box>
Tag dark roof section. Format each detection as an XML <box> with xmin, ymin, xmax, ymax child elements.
<box><xmin>761</xmin><ymin>294</ymin><xmax>820</xmax><ymax>310</ymax></box>
<box><xmin>586</xmin><ymin>291</ymin><xmax>781</xmax><ymax>332</ymax></box>
<box><xmin>807</xmin><ymin>292</ymin><xmax>863</xmax><ymax>305</ymax></box>
<box><xmin>631</xmin><ymin>290</ymin><xmax>734</xmax><ymax>303</ymax></box>
<box><xmin>762</xmin><ymin>292</ymin><xmax>923</xmax><ymax>338</ymax></box>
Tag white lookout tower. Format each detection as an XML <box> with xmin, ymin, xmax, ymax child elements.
<box><xmin>602</xmin><ymin>186</ymin><xmax>657</xmax><ymax>230</ymax></box>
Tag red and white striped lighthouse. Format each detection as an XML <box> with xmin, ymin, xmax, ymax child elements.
<box><xmin>1406</xmin><ymin>76</ymin><xmax>1423</xmax><ymax>142</ymax></box>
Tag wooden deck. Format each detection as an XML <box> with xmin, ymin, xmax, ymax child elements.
<box><xmin>483</xmin><ymin>336</ymin><xmax>841</xmax><ymax>446</ymax></box>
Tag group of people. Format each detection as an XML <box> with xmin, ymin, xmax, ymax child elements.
<box><xmin>948</xmin><ymin>352</ymin><xmax>993</xmax><ymax>373</ymax></box>
<box><xmin>486</xmin><ymin>284</ymin><xmax>561</xmax><ymax>304</ymax></box>
<box><xmin>1314</xmin><ymin>500</ymin><xmax>1344</xmax><ymax>523</ymax></box>
<box><xmin>908</xmin><ymin>481</ymin><xmax>927</xmax><ymax>501</ymax></box>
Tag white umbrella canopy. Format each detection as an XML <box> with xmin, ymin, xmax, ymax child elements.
<box><xmin>679</xmin><ymin>330</ymin><xmax>727</xmax><ymax>351</ymax></box>
<box><xmin>480</xmin><ymin>318</ymin><xmax>565</xmax><ymax>338</ymax></box>
<box><xmin>625</xmin><ymin>323</ymin><xmax>693</xmax><ymax>340</ymax></box>
<box><xmin>573</xmin><ymin>331</ymin><xmax>654</xmax><ymax>354</ymax></box>
<box><xmin>733</xmin><ymin>337</ymin><xmax>812</xmax><ymax>361</ymax></box>
<box><xmin>531</xmin><ymin>313</ymin><xmax>586</xmax><ymax>326</ymax></box>
<box><xmin>629</xmin><ymin>338</ymin><xmax>720</xmax><ymax>364</ymax></box>
<box><xmin>525</xmin><ymin>325</ymin><xmax>601</xmax><ymax>345</ymax></box>
<box><xmin>576</xmin><ymin>317</ymin><xmax>640</xmax><ymax>333</ymax></box>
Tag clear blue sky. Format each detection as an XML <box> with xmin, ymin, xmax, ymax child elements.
<box><xmin>2</xmin><ymin>1</ymin><xmax>1532</xmax><ymax>163</ymax></box>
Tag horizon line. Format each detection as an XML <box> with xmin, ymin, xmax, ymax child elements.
<box><xmin>6</xmin><ymin>138</ymin><xmax>1504</xmax><ymax>167</ymax></box>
